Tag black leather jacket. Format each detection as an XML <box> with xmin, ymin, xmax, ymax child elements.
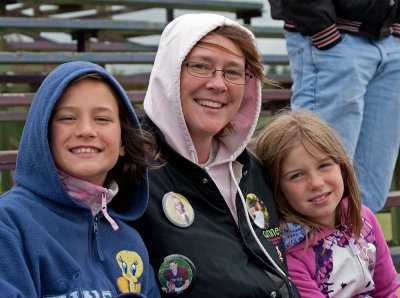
<box><xmin>132</xmin><ymin>118</ymin><xmax>300</xmax><ymax>298</ymax></box>
<box><xmin>268</xmin><ymin>0</ymin><xmax>400</xmax><ymax>49</ymax></box>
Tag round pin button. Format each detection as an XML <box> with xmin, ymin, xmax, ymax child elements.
<box><xmin>246</xmin><ymin>193</ymin><xmax>270</xmax><ymax>229</ymax></box>
<box><xmin>158</xmin><ymin>254</ymin><xmax>196</xmax><ymax>294</ymax></box>
<box><xmin>162</xmin><ymin>192</ymin><xmax>194</xmax><ymax>228</ymax></box>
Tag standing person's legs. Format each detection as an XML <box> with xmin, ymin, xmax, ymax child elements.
<box><xmin>354</xmin><ymin>36</ymin><xmax>400</xmax><ymax>212</ymax></box>
<box><xmin>285</xmin><ymin>32</ymin><xmax>379</xmax><ymax>160</ymax></box>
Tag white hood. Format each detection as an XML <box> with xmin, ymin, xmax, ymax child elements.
<box><xmin>144</xmin><ymin>13</ymin><xmax>262</xmax><ymax>219</ymax></box>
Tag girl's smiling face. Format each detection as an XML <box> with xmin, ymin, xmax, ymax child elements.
<box><xmin>50</xmin><ymin>79</ymin><xmax>125</xmax><ymax>186</ymax></box>
<box><xmin>279</xmin><ymin>142</ymin><xmax>344</xmax><ymax>226</ymax></box>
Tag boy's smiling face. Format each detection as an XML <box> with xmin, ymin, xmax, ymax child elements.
<box><xmin>49</xmin><ymin>78</ymin><xmax>125</xmax><ymax>186</ymax></box>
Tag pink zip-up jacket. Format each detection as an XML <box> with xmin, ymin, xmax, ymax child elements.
<box><xmin>284</xmin><ymin>202</ymin><xmax>400</xmax><ymax>297</ymax></box>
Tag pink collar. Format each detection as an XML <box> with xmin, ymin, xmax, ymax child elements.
<box><xmin>57</xmin><ymin>169</ymin><xmax>119</xmax><ymax>231</ymax></box>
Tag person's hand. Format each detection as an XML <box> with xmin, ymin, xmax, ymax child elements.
<box><xmin>182</xmin><ymin>280</ymin><xmax>190</xmax><ymax>290</ymax></box>
<box><xmin>395</xmin><ymin>36</ymin><xmax>400</xmax><ymax>42</ymax></box>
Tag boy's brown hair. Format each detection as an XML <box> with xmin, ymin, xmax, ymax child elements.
<box><xmin>51</xmin><ymin>73</ymin><xmax>158</xmax><ymax>189</ymax></box>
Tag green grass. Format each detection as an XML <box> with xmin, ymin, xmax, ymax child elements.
<box><xmin>376</xmin><ymin>212</ymin><xmax>392</xmax><ymax>242</ymax></box>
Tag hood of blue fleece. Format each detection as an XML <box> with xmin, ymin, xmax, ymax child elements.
<box><xmin>14</xmin><ymin>61</ymin><xmax>148</xmax><ymax>221</ymax></box>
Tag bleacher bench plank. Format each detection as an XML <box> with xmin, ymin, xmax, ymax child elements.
<box><xmin>0</xmin><ymin>17</ymin><xmax>283</xmax><ymax>39</ymax></box>
<box><xmin>0</xmin><ymin>93</ymin><xmax>35</xmax><ymax>106</ymax></box>
<box><xmin>5</xmin><ymin>40</ymin><xmax>159</xmax><ymax>52</ymax></box>
<box><xmin>0</xmin><ymin>74</ymin><xmax>293</xmax><ymax>86</ymax></box>
<box><xmin>0</xmin><ymin>90</ymin><xmax>290</xmax><ymax>105</ymax></box>
<box><xmin>390</xmin><ymin>246</ymin><xmax>400</xmax><ymax>265</ymax></box>
<box><xmin>385</xmin><ymin>191</ymin><xmax>400</xmax><ymax>208</ymax></box>
<box><xmin>0</xmin><ymin>17</ymin><xmax>166</xmax><ymax>36</ymax></box>
<box><xmin>0</xmin><ymin>52</ymin><xmax>288</xmax><ymax>65</ymax></box>
<box><xmin>0</xmin><ymin>150</ymin><xmax>17</xmax><ymax>171</ymax></box>
<box><xmin>0</xmin><ymin>73</ymin><xmax>152</xmax><ymax>84</ymax></box>
<box><xmin>16</xmin><ymin>0</ymin><xmax>262</xmax><ymax>13</ymax></box>
<box><xmin>0</xmin><ymin>89</ymin><xmax>291</xmax><ymax>112</ymax></box>
<box><xmin>15</xmin><ymin>0</ymin><xmax>263</xmax><ymax>22</ymax></box>
<box><xmin>0</xmin><ymin>51</ymin><xmax>157</xmax><ymax>64</ymax></box>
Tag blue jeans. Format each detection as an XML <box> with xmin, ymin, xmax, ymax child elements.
<box><xmin>285</xmin><ymin>31</ymin><xmax>400</xmax><ymax>212</ymax></box>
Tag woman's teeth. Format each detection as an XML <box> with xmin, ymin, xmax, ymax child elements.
<box><xmin>199</xmin><ymin>100</ymin><xmax>222</xmax><ymax>108</ymax></box>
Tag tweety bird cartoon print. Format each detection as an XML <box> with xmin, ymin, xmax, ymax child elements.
<box><xmin>116</xmin><ymin>250</ymin><xmax>144</xmax><ymax>293</ymax></box>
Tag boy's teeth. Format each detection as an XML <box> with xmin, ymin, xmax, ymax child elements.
<box><xmin>73</xmin><ymin>148</ymin><xmax>98</xmax><ymax>154</ymax></box>
<box><xmin>199</xmin><ymin>100</ymin><xmax>222</xmax><ymax>108</ymax></box>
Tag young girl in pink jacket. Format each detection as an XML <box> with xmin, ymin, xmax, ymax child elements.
<box><xmin>254</xmin><ymin>109</ymin><xmax>400</xmax><ymax>297</ymax></box>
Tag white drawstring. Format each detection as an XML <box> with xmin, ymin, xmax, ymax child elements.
<box><xmin>229</xmin><ymin>162</ymin><xmax>287</xmax><ymax>278</ymax></box>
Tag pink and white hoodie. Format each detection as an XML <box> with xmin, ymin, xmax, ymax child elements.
<box><xmin>143</xmin><ymin>13</ymin><xmax>261</xmax><ymax>223</ymax></box>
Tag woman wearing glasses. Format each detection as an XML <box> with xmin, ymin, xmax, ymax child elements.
<box><xmin>133</xmin><ymin>13</ymin><xmax>300</xmax><ymax>297</ymax></box>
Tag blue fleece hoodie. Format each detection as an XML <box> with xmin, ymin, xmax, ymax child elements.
<box><xmin>0</xmin><ymin>61</ymin><xmax>160</xmax><ymax>297</ymax></box>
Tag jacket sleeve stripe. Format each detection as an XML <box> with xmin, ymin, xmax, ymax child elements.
<box><xmin>311</xmin><ymin>24</ymin><xmax>342</xmax><ymax>50</ymax></box>
<box><xmin>392</xmin><ymin>23</ymin><xmax>400</xmax><ymax>37</ymax></box>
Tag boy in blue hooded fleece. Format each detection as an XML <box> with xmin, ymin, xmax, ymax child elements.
<box><xmin>0</xmin><ymin>61</ymin><xmax>160</xmax><ymax>297</ymax></box>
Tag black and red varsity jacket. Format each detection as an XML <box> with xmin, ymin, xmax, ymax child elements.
<box><xmin>268</xmin><ymin>0</ymin><xmax>400</xmax><ymax>50</ymax></box>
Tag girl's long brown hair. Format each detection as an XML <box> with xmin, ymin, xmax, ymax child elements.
<box><xmin>253</xmin><ymin>109</ymin><xmax>363</xmax><ymax>244</ymax></box>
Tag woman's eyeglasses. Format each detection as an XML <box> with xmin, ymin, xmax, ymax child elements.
<box><xmin>182</xmin><ymin>62</ymin><xmax>253</xmax><ymax>85</ymax></box>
